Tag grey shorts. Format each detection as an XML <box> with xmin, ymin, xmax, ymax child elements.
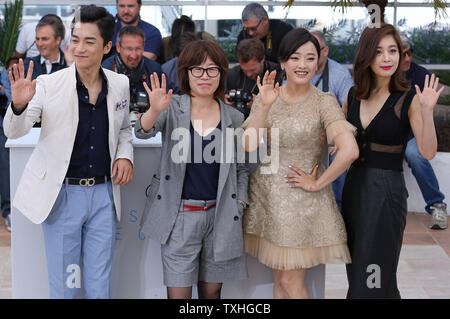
<box><xmin>161</xmin><ymin>199</ymin><xmax>247</xmax><ymax>287</ymax></box>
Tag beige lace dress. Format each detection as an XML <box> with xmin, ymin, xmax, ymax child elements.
<box><xmin>243</xmin><ymin>86</ymin><xmax>355</xmax><ymax>270</ymax></box>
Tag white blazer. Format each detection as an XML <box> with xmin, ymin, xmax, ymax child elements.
<box><xmin>3</xmin><ymin>64</ymin><xmax>134</xmax><ymax>224</ymax></box>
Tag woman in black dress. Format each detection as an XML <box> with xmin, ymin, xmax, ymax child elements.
<box><xmin>341</xmin><ymin>24</ymin><xmax>444</xmax><ymax>299</ymax></box>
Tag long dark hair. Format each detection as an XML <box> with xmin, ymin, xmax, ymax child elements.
<box><xmin>353</xmin><ymin>23</ymin><xmax>409</xmax><ymax>100</ymax></box>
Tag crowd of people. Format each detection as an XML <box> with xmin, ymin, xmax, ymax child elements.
<box><xmin>0</xmin><ymin>0</ymin><xmax>447</xmax><ymax>300</ymax></box>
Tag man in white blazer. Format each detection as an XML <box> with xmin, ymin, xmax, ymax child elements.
<box><xmin>4</xmin><ymin>6</ymin><xmax>134</xmax><ymax>298</ymax></box>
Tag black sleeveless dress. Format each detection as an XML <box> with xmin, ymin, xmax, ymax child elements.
<box><xmin>342</xmin><ymin>87</ymin><xmax>415</xmax><ymax>299</ymax></box>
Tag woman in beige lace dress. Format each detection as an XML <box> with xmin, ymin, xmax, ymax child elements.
<box><xmin>242</xmin><ymin>28</ymin><xmax>359</xmax><ymax>299</ymax></box>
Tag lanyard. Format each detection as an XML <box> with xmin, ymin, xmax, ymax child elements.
<box><xmin>266</xmin><ymin>30</ymin><xmax>272</xmax><ymax>50</ymax></box>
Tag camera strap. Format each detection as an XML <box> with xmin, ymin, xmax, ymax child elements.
<box><xmin>113</xmin><ymin>54</ymin><xmax>149</xmax><ymax>85</ymax></box>
<box><xmin>314</xmin><ymin>59</ymin><xmax>329</xmax><ymax>93</ymax></box>
<box><xmin>266</xmin><ymin>30</ymin><xmax>272</xmax><ymax>51</ymax></box>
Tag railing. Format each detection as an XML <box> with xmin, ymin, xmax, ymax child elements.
<box><xmin>1</xmin><ymin>0</ymin><xmax>449</xmax><ymax>28</ymax></box>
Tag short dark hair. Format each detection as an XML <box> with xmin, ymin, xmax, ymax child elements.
<box><xmin>177</xmin><ymin>40</ymin><xmax>228</xmax><ymax>101</ymax></box>
<box><xmin>169</xmin><ymin>15</ymin><xmax>196</xmax><ymax>56</ymax></box>
<box><xmin>353</xmin><ymin>23</ymin><xmax>409</xmax><ymax>100</ymax></box>
<box><xmin>236</xmin><ymin>38</ymin><xmax>265</xmax><ymax>63</ymax></box>
<box><xmin>116</xmin><ymin>0</ymin><xmax>142</xmax><ymax>5</ymax></box>
<box><xmin>278</xmin><ymin>28</ymin><xmax>320</xmax><ymax>63</ymax></box>
<box><xmin>36</xmin><ymin>14</ymin><xmax>65</xmax><ymax>41</ymax></box>
<box><xmin>118</xmin><ymin>25</ymin><xmax>145</xmax><ymax>45</ymax></box>
<box><xmin>174</xmin><ymin>32</ymin><xmax>198</xmax><ymax>57</ymax></box>
<box><xmin>71</xmin><ymin>5</ymin><xmax>115</xmax><ymax>46</ymax></box>
<box><xmin>171</xmin><ymin>15</ymin><xmax>196</xmax><ymax>39</ymax></box>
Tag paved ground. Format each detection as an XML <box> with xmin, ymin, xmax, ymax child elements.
<box><xmin>1</xmin><ymin>212</ymin><xmax>449</xmax><ymax>299</ymax></box>
<box><xmin>326</xmin><ymin>212</ymin><xmax>450</xmax><ymax>299</ymax></box>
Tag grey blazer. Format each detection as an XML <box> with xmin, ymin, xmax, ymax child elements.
<box><xmin>135</xmin><ymin>94</ymin><xmax>249</xmax><ymax>262</ymax></box>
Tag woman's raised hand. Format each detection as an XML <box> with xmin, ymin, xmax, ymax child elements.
<box><xmin>143</xmin><ymin>72</ymin><xmax>173</xmax><ymax>114</ymax></box>
<box><xmin>8</xmin><ymin>59</ymin><xmax>36</xmax><ymax>110</ymax></box>
<box><xmin>415</xmin><ymin>74</ymin><xmax>444</xmax><ymax>112</ymax></box>
<box><xmin>256</xmin><ymin>70</ymin><xmax>280</xmax><ymax>107</ymax></box>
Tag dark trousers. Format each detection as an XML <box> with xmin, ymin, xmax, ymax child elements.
<box><xmin>342</xmin><ymin>166</ymin><xmax>407</xmax><ymax>299</ymax></box>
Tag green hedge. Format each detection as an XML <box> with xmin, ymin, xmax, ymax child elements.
<box><xmin>217</xmin><ymin>23</ymin><xmax>450</xmax><ymax>68</ymax></box>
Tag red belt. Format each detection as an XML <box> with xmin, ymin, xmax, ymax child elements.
<box><xmin>183</xmin><ymin>204</ymin><xmax>216</xmax><ymax>212</ymax></box>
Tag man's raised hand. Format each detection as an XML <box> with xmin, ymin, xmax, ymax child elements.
<box><xmin>8</xmin><ymin>59</ymin><xmax>36</xmax><ymax>110</ymax></box>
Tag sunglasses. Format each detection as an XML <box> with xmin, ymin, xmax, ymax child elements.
<box><xmin>243</xmin><ymin>19</ymin><xmax>263</xmax><ymax>33</ymax></box>
<box><xmin>403</xmin><ymin>48</ymin><xmax>413</xmax><ymax>57</ymax></box>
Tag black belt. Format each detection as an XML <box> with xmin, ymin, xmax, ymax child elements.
<box><xmin>65</xmin><ymin>176</ymin><xmax>110</xmax><ymax>187</ymax></box>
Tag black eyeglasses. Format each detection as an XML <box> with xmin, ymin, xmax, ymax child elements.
<box><xmin>403</xmin><ymin>48</ymin><xmax>413</xmax><ymax>57</ymax></box>
<box><xmin>243</xmin><ymin>19</ymin><xmax>263</xmax><ymax>33</ymax></box>
<box><xmin>188</xmin><ymin>67</ymin><xmax>221</xmax><ymax>78</ymax></box>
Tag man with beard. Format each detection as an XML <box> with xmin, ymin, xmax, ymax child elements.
<box><xmin>112</xmin><ymin>0</ymin><xmax>162</xmax><ymax>60</ymax></box>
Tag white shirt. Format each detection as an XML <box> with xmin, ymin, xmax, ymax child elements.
<box><xmin>40</xmin><ymin>52</ymin><xmax>61</xmax><ymax>74</ymax></box>
<box><xmin>15</xmin><ymin>22</ymin><xmax>72</xmax><ymax>58</ymax></box>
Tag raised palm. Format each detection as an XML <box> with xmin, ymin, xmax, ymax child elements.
<box><xmin>256</xmin><ymin>70</ymin><xmax>280</xmax><ymax>107</ymax></box>
<box><xmin>143</xmin><ymin>72</ymin><xmax>173</xmax><ymax>113</ymax></box>
<box><xmin>415</xmin><ymin>73</ymin><xmax>444</xmax><ymax>112</ymax></box>
<box><xmin>8</xmin><ymin>59</ymin><xmax>37</xmax><ymax>109</ymax></box>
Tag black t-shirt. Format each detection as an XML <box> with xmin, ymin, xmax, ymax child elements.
<box><xmin>226</xmin><ymin>60</ymin><xmax>283</xmax><ymax>95</ymax></box>
<box><xmin>181</xmin><ymin>121</ymin><xmax>222</xmax><ymax>201</ymax></box>
<box><xmin>237</xmin><ymin>19</ymin><xmax>293</xmax><ymax>63</ymax></box>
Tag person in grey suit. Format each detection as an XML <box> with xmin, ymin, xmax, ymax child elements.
<box><xmin>135</xmin><ymin>40</ymin><xmax>249</xmax><ymax>299</ymax></box>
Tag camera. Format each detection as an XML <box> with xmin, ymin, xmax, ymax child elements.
<box><xmin>130</xmin><ymin>88</ymin><xmax>149</xmax><ymax>114</ymax></box>
<box><xmin>128</xmin><ymin>88</ymin><xmax>150</xmax><ymax>126</ymax></box>
<box><xmin>227</xmin><ymin>89</ymin><xmax>253</xmax><ymax>117</ymax></box>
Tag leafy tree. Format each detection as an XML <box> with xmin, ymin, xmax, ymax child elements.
<box><xmin>0</xmin><ymin>0</ymin><xmax>23</xmax><ymax>65</ymax></box>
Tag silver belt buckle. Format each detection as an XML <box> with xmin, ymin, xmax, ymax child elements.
<box><xmin>79</xmin><ymin>177</ymin><xmax>95</xmax><ymax>187</ymax></box>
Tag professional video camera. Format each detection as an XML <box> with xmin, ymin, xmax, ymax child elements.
<box><xmin>227</xmin><ymin>89</ymin><xmax>253</xmax><ymax>117</ymax></box>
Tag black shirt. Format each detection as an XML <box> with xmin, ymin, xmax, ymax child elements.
<box><xmin>226</xmin><ymin>60</ymin><xmax>283</xmax><ymax>96</ymax></box>
<box><xmin>181</xmin><ymin>121</ymin><xmax>221</xmax><ymax>200</ymax></box>
<box><xmin>65</xmin><ymin>70</ymin><xmax>111</xmax><ymax>178</ymax></box>
<box><xmin>237</xmin><ymin>19</ymin><xmax>293</xmax><ymax>63</ymax></box>
<box><xmin>346</xmin><ymin>87</ymin><xmax>415</xmax><ymax>171</ymax></box>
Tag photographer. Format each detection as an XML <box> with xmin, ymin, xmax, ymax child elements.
<box><xmin>237</xmin><ymin>3</ymin><xmax>292</xmax><ymax>63</ymax></box>
<box><xmin>103</xmin><ymin>26</ymin><xmax>162</xmax><ymax>122</ymax></box>
<box><xmin>113</xmin><ymin>0</ymin><xmax>162</xmax><ymax>61</ymax></box>
<box><xmin>226</xmin><ymin>38</ymin><xmax>282</xmax><ymax>118</ymax></box>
